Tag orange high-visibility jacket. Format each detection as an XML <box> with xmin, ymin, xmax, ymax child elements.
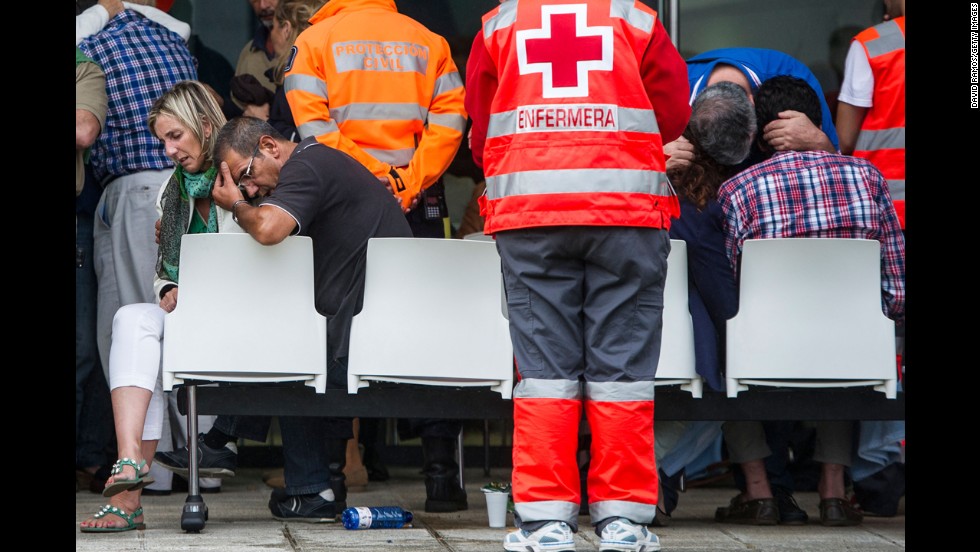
<box><xmin>853</xmin><ymin>17</ymin><xmax>905</xmax><ymax>228</ymax></box>
<box><xmin>284</xmin><ymin>0</ymin><xmax>466</xmax><ymax>210</ymax></box>
<box><xmin>474</xmin><ymin>0</ymin><xmax>689</xmax><ymax>233</ymax></box>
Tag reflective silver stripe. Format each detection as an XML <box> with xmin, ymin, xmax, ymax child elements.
<box><xmin>609</xmin><ymin>0</ymin><xmax>654</xmax><ymax>33</ymax></box>
<box><xmin>487</xmin><ymin>169</ymin><xmax>664</xmax><ymax>199</ymax></box>
<box><xmin>488</xmin><ymin>106</ymin><xmax>659</xmax><ymax>138</ymax></box>
<box><xmin>329</xmin><ymin>103</ymin><xmax>426</xmax><ymax>124</ymax></box>
<box><xmin>584</xmin><ymin>381</ymin><xmax>655</xmax><ymax>402</ymax></box>
<box><xmin>363</xmin><ymin>147</ymin><xmax>415</xmax><ymax>167</ymax></box>
<box><xmin>888</xmin><ymin>179</ymin><xmax>905</xmax><ymax>201</ymax></box>
<box><xmin>865</xmin><ymin>20</ymin><xmax>905</xmax><ymax>58</ymax></box>
<box><xmin>283</xmin><ymin>74</ymin><xmax>327</xmax><ymax>101</ymax></box>
<box><xmin>432</xmin><ymin>71</ymin><xmax>463</xmax><ymax>100</ymax></box>
<box><xmin>855</xmin><ymin>127</ymin><xmax>905</xmax><ymax>151</ymax></box>
<box><xmin>428</xmin><ymin>112</ymin><xmax>467</xmax><ymax>133</ymax></box>
<box><xmin>332</xmin><ymin>40</ymin><xmax>429</xmax><ymax>74</ymax></box>
<box><xmin>297</xmin><ymin>119</ymin><xmax>338</xmax><ymax>139</ymax></box>
<box><xmin>484</xmin><ymin>0</ymin><xmax>518</xmax><ymax>37</ymax></box>
<box><xmin>513</xmin><ymin>378</ymin><xmax>581</xmax><ymax>400</ymax></box>
<box><xmin>590</xmin><ymin>500</ymin><xmax>658</xmax><ymax>523</ymax></box>
<box><xmin>515</xmin><ymin>501</ymin><xmax>580</xmax><ymax>524</ymax></box>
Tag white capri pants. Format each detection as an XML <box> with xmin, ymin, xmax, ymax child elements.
<box><xmin>109</xmin><ymin>302</ymin><xmax>167</xmax><ymax>441</ymax></box>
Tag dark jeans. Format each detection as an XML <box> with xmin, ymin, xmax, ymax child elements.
<box><xmin>75</xmin><ymin>203</ymin><xmax>115</xmax><ymax>468</ymax></box>
<box><xmin>214</xmin><ymin>357</ymin><xmax>354</xmax><ymax>496</ymax></box>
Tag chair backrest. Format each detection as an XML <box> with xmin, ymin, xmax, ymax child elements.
<box><xmin>162</xmin><ymin>233</ymin><xmax>327</xmax><ymax>392</ymax></box>
<box><xmin>462</xmin><ymin>231</ymin><xmax>494</xmax><ymax>242</ymax></box>
<box><xmin>656</xmin><ymin>240</ymin><xmax>699</xmax><ymax>390</ymax></box>
<box><xmin>726</xmin><ymin>238</ymin><xmax>895</xmax><ymax>382</ymax></box>
<box><xmin>347</xmin><ymin>237</ymin><xmax>514</xmax><ymax>398</ymax></box>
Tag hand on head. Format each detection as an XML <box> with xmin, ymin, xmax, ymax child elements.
<box><xmin>211</xmin><ymin>161</ymin><xmax>246</xmax><ymax>210</ymax></box>
<box><xmin>664</xmin><ymin>136</ymin><xmax>695</xmax><ymax>174</ymax></box>
<box><xmin>762</xmin><ymin>110</ymin><xmax>831</xmax><ymax>153</ymax></box>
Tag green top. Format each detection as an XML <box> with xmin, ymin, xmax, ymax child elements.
<box><xmin>188</xmin><ymin>206</ymin><xmax>210</xmax><ymax>234</ymax></box>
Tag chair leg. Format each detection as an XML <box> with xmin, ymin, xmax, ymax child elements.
<box><xmin>181</xmin><ymin>385</ymin><xmax>208</xmax><ymax>532</ymax></box>
<box><xmin>483</xmin><ymin>419</ymin><xmax>491</xmax><ymax>477</ymax></box>
<box><xmin>457</xmin><ymin>427</ymin><xmax>465</xmax><ymax>491</ymax></box>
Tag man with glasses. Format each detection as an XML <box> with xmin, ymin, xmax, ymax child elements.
<box><xmin>210</xmin><ymin>116</ymin><xmax>412</xmax><ymax>522</ymax></box>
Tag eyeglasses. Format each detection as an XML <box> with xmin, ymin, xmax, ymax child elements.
<box><xmin>237</xmin><ymin>140</ymin><xmax>262</xmax><ymax>192</ymax></box>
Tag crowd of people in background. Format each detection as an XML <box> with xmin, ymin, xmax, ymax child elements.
<box><xmin>76</xmin><ymin>0</ymin><xmax>905</xmax><ymax>548</ymax></box>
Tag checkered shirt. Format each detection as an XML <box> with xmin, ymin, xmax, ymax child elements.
<box><xmin>718</xmin><ymin>150</ymin><xmax>905</xmax><ymax>320</ymax></box>
<box><xmin>78</xmin><ymin>10</ymin><xmax>197</xmax><ymax>183</ymax></box>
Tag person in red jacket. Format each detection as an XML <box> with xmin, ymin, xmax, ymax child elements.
<box><xmin>836</xmin><ymin>0</ymin><xmax>905</xmax><ymax>230</ymax></box>
<box><xmin>467</xmin><ymin>1</ymin><xmax>689</xmax><ymax>550</ymax></box>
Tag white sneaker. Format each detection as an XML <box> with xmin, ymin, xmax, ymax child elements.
<box><xmin>599</xmin><ymin>518</ymin><xmax>661</xmax><ymax>552</ymax></box>
<box><xmin>503</xmin><ymin>521</ymin><xmax>575</xmax><ymax>552</ymax></box>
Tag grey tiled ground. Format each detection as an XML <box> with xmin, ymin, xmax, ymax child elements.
<box><xmin>76</xmin><ymin>467</ymin><xmax>905</xmax><ymax>551</ymax></box>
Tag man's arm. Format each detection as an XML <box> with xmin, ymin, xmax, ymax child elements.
<box><xmin>869</xmin><ymin>167</ymin><xmax>905</xmax><ymax>321</ymax></box>
<box><xmin>836</xmin><ymin>40</ymin><xmax>875</xmax><ymax>155</ymax></box>
<box><xmin>76</xmin><ymin>3</ymin><xmax>111</xmax><ymax>45</ymax></box>
<box><xmin>464</xmin><ymin>31</ymin><xmax>497</xmax><ymax>171</ymax></box>
<box><xmin>75</xmin><ymin>60</ymin><xmax>107</xmax><ymax>150</ymax></box>
<box><xmin>76</xmin><ymin>109</ymin><xmax>102</xmax><ymax>150</ymax></box>
<box><xmin>388</xmin><ymin>39</ymin><xmax>467</xmax><ymax>210</ymax></box>
<box><xmin>762</xmin><ymin>110</ymin><xmax>836</xmax><ymax>153</ymax></box>
<box><xmin>212</xmin><ymin>162</ymin><xmax>297</xmax><ymax>245</ymax></box>
<box><xmin>835</xmin><ymin>103</ymin><xmax>869</xmax><ymax>155</ymax></box>
<box><xmin>124</xmin><ymin>1</ymin><xmax>191</xmax><ymax>42</ymax></box>
<box><xmin>639</xmin><ymin>15</ymin><xmax>691</xmax><ymax>144</ymax></box>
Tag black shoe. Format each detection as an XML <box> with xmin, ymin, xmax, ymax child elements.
<box><xmin>852</xmin><ymin>462</ymin><xmax>904</xmax><ymax>517</ymax></box>
<box><xmin>714</xmin><ymin>494</ymin><xmax>779</xmax><ymax>525</ymax></box>
<box><xmin>650</xmin><ymin>505</ymin><xmax>671</xmax><ymax>527</ymax></box>
<box><xmin>424</xmin><ymin>465</ymin><xmax>468</xmax><ymax>512</ymax></box>
<box><xmin>153</xmin><ymin>434</ymin><xmax>237</xmax><ymax>478</ymax></box>
<box><xmin>773</xmin><ymin>487</ymin><xmax>808</xmax><ymax>525</ymax></box>
<box><xmin>268</xmin><ymin>491</ymin><xmax>345</xmax><ymax>523</ymax></box>
<box><xmin>819</xmin><ymin>498</ymin><xmax>863</xmax><ymax>526</ymax></box>
<box><xmin>140</xmin><ymin>488</ymin><xmax>172</xmax><ymax>497</ymax></box>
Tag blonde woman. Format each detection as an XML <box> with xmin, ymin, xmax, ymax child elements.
<box><xmin>80</xmin><ymin>81</ymin><xmax>242</xmax><ymax>533</ymax></box>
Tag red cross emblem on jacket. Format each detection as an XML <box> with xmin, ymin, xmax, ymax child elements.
<box><xmin>517</xmin><ymin>4</ymin><xmax>613</xmax><ymax>98</ymax></box>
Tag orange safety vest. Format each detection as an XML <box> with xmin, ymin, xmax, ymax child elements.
<box><xmin>284</xmin><ymin>0</ymin><xmax>466</xmax><ymax>210</ymax></box>
<box><xmin>479</xmin><ymin>0</ymin><xmax>679</xmax><ymax>233</ymax></box>
<box><xmin>853</xmin><ymin>17</ymin><xmax>905</xmax><ymax>229</ymax></box>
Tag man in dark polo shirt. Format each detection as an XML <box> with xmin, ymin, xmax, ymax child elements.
<box><xmin>210</xmin><ymin>116</ymin><xmax>412</xmax><ymax>522</ymax></box>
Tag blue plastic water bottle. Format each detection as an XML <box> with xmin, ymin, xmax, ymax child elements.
<box><xmin>341</xmin><ymin>506</ymin><xmax>414</xmax><ymax>530</ymax></box>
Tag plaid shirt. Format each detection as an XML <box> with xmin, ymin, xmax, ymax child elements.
<box><xmin>78</xmin><ymin>10</ymin><xmax>197</xmax><ymax>183</ymax></box>
<box><xmin>718</xmin><ymin>150</ymin><xmax>905</xmax><ymax>320</ymax></box>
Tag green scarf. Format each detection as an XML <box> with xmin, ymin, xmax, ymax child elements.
<box><xmin>156</xmin><ymin>166</ymin><xmax>219</xmax><ymax>284</ymax></box>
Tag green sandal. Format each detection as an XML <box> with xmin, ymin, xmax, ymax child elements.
<box><xmin>102</xmin><ymin>458</ymin><xmax>155</xmax><ymax>497</ymax></box>
<box><xmin>80</xmin><ymin>505</ymin><xmax>145</xmax><ymax>533</ymax></box>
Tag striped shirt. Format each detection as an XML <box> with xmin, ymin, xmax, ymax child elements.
<box><xmin>78</xmin><ymin>10</ymin><xmax>197</xmax><ymax>183</ymax></box>
<box><xmin>718</xmin><ymin>150</ymin><xmax>905</xmax><ymax>320</ymax></box>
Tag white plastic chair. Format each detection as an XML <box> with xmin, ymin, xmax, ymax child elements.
<box><xmin>725</xmin><ymin>238</ymin><xmax>897</xmax><ymax>398</ymax></box>
<box><xmin>161</xmin><ymin>233</ymin><xmax>328</xmax><ymax>531</ymax></box>
<box><xmin>347</xmin><ymin>237</ymin><xmax>514</xmax><ymax>398</ymax></box>
<box><xmin>656</xmin><ymin>240</ymin><xmax>703</xmax><ymax>397</ymax></box>
<box><xmin>462</xmin><ymin>231</ymin><xmax>494</xmax><ymax>242</ymax></box>
<box><xmin>163</xmin><ymin>233</ymin><xmax>327</xmax><ymax>393</ymax></box>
